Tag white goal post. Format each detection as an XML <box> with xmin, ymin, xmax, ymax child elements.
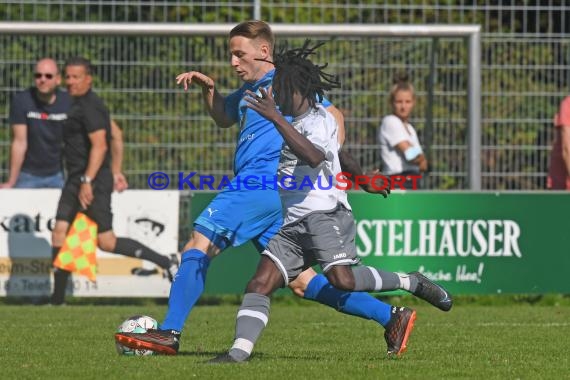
<box><xmin>0</xmin><ymin>22</ymin><xmax>482</xmax><ymax>190</ymax></box>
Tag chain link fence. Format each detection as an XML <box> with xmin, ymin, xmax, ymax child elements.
<box><xmin>1</xmin><ymin>1</ymin><xmax>569</xmax><ymax>190</ymax></box>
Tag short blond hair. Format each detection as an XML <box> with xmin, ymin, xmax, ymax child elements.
<box><xmin>229</xmin><ymin>20</ymin><xmax>275</xmax><ymax>52</ymax></box>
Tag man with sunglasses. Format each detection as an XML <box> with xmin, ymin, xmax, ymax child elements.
<box><xmin>1</xmin><ymin>58</ymin><xmax>70</xmax><ymax>188</ymax></box>
<box><xmin>1</xmin><ymin>58</ymin><xmax>129</xmax><ymax>191</ymax></box>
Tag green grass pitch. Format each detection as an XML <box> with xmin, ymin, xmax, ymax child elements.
<box><xmin>1</xmin><ymin>297</ymin><xmax>569</xmax><ymax>379</ymax></box>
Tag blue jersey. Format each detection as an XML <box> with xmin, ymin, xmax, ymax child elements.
<box><xmin>225</xmin><ymin>70</ymin><xmax>280</xmax><ymax>185</ymax></box>
<box><xmin>225</xmin><ymin>69</ymin><xmax>331</xmax><ymax>188</ymax></box>
<box><xmin>196</xmin><ymin>69</ymin><xmax>334</xmax><ymax>250</ymax></box>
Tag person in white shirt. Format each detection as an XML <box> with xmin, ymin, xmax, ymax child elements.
<box><xmin>378</xmin><ymin>73</ymin><xmax>428</xmax><ymax>189</ymax></box>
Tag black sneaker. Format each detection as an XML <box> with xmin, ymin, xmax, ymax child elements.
<box><xmin>207</xmin><ymin>353</ymin><xmax>246</xmax><ymax>364</ymax></box>
<box><xmin>115</xmin><ymin>329</ymin><xmax>180</xmax><ymax>355</ymax></box>
<box><xmin>408</xmin><ymin>271</ymin><xmax>453</xmax><ymax>311</ymax></box>
<box><xmin>384</xmin><ymin>306</ymin><xmax>416</xmax><ymax>357</ymax></box>
<box><xmin>165</xmin><ymin>254</ymin><xmax>180</xmax><ymax>282</ymax></box>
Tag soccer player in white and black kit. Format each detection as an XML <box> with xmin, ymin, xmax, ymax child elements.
<box><xmin>210</xmin><ymin>41</ymin><xmax>453</xmax><ymax>362</ymax></box>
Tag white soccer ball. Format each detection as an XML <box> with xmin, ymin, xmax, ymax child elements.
<box><xmin>115</xmin><ymin>315</ymin><xmax>158</xmax><ymax>356</ymax></box>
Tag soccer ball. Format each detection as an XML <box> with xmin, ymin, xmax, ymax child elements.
<box><xmin>115</xmin><ymin>315</ymin><xmax>158</xmax><ymax>356</ymax></box>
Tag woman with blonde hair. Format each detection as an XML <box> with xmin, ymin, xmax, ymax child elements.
<box><xmin>378</xmin><ymin>72</ymin><xmax>427</xmax><ymax>189</ymax></box>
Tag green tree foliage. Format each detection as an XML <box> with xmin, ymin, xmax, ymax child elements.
<box><xmin>1</xmin><ymin>1</ymin><xmax>568</xmax><ymax>190</ymax></box>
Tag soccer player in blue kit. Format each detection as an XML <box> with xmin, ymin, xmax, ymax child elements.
<box><xmin>208</xmin><ymin>41</ymin><xmax>452</xmax><ymax>362</ymax></box>
<box><xmin>115</xmin><ymin>20</ymin><xmax>447</xmax><ymax>356</ymax></box>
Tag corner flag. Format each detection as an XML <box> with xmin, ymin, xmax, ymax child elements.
<box><xmin>54</xmin><ymin>212</ymin><xmax>98</xmax><ymax>282</ymax></box>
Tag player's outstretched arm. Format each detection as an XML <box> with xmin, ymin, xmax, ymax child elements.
<box><xmin>245</xmin><ymin>88</ymin><xmax>325</xmax><ymax>167</ymax></box>
<box><xmin>175</xmin><ymin>71</ymin><xmax>234</xmax><ymax>128</ymax></box>
<box><xmin>338</xmin><ymin>149</ymin><xmax>390</xmax><ymax>198</ymax></box>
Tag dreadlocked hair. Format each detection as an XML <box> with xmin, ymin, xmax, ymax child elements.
<box><xmin>271</xmin><ymin>39</ymin><xmax>341</xmax><ymax>110</ymax></box>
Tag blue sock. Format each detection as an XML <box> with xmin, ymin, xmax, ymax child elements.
<box><xmin>304</xmin><ymin>274</ymin><xmax>392</xmax><ymax>327</ymax></box>
<box><xmin>160</xmin><ymin>249</ymin><xmax>210</xmax><ymax>332</ymax></box>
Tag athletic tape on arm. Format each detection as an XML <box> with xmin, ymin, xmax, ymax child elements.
<box><xmin>404</xmin><ymin>146</ymin><xmax>422</xmax><ymax>161</ymax></box>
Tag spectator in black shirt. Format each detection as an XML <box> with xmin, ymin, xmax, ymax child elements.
<box><xmin>1</xmin><ymin>58</ymin><xmax>70</xmax><ymax>188</ymax></box>
<box><xmin>0</xmin><ymin>57</ymin><xmax>129</xmax><ymax>191</ymax></box>
<box><xmin>50</xmin><ymin>57</ymin><xmax>178</xmax><ymax>305</ymax></box>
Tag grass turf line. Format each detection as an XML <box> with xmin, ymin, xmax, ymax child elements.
<box><xmin>1</xmin><ymin>301</ymin><xmax>569</xmax><ymax>379</ymax></box>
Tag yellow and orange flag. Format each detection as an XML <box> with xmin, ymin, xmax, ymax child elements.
<box><xmin>54</xmin><ymin>212</ymin><xmax>98</xmax><ymax>282</ymax></box>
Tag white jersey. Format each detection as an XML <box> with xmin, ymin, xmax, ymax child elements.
<box><xmin>278</xmin><ymin>104</ymin><xmax>350</xmax><ymax>226</ymax></box>
<box><xmin>377</xmin><ymin>114</ymin><xmax>423</xmax><ymax>175</ymax></box>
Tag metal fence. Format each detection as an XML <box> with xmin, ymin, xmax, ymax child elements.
<box><xmin>1</xmin><ymin>1</ymin><xmax>569</xmax><ymax>190</ymax></box>
<box><xmin>1</xmin><ymin>1</ymin><xmax>568</xmax><ymax>35</ymax></box>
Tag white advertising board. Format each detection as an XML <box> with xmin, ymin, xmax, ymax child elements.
<box><xmin>0</xmin><ymin>189</ymin><xmax>179</xmax><ymax>297</ymax></box>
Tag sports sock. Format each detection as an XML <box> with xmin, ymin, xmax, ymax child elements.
<box><xmin>304</xmin><ymin>274</ymin><xmax>391</xmax><ymax>327</ymax></box>
<box><xmin>397</xmin><ymin>272</ymin><xmax>418</xmax><ymax>292</ymax></box>
<box><xmin>160</xmin><ymin>248</ymin><xmax>210</xmax><ymax>332</ymax></box>
<box><xmin>351</xmin><ymin>266</ymin><xmax>418</xmax><ymax>292</ymax></box>
<box><xmin>114</xmin><ymin>237</ymin><xmax>170</xmax><ymax>268</ymax></box>
<box><xmin>228</xmin><ymin>293</ymin><xmax>270</xmax><ymax>361</ymax></box>
<box><xmin>51</xmin><ymin>246</ymin><xmax>69</xmax><ymax>305</ymax></box>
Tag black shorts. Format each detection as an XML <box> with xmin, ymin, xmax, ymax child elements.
<box><xmin>55</xmin><ymin>171</ymin><xmax>114</xmax><ymax>232</ymax></box>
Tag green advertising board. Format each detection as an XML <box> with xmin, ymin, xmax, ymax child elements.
<box><xmin>195</xmin><ymin>192</ymin><xmax>570</xmax><ymax>295</ymax></box>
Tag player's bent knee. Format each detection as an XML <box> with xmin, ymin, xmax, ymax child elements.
<box><xmin>328</xmin><ymin>277</ymin><xmax>354</xmax><ymax>291</ymax></box>
<box><xmin>183</xmin><ymin>231</ymin><xmax>221</xmax><ymax>258</ymax></box>
<box><xmin>245</xmin><ymin>278</ymin><xmax>274</xmax><ymax>296</ymax></box>
<box><xmin>289</xmin><ymin>283</ymin><xmax>306</xmax><ymax>298</ymax></box>
<box><xmin>288</xmin><ymin>267</ymin><xmax>318</xmax><ymax>297</ymax></box>
<box><xmin>326</xmin><ymin>269</ymin><xmax>355</xmax><ymax>291</ymax></box>
<box><xmin>288</xmin><ymin>279</ymin><xmax>308</xmax><ymax>298</ymax></box>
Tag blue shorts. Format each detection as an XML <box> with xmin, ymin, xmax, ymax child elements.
<box><xmin>194</xmin><ymin>186</ymin><xmax>282</xmax><ymax>252</ymax></box>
